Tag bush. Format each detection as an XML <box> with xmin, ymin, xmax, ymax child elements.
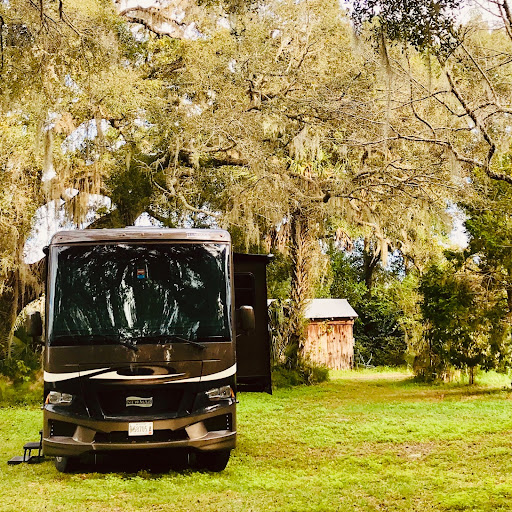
<box><xmin>0</xmin><ymin>325</ymin><xmax>43</xmax><ymax>385</ymax></box>
<box><xmin>0</xmin><ymin>328</ymin><xmax>43</xmax><ymax>404</ymax></box>
<box><xmin>272</xmin><ymin>359</ymin><xmax>329</xmax><ymax>388</ymax></box>
<box><xmin>0</xmin><ymin>374</ymin><xmax>43</xmax><ymax>406</ymax></box>
<box><xmin>419</xmin><ymin>262</ymin><xmax>512</xmax><ymax>384</ymax></box>
<box><xmin>0</xmin><ymin>358</ymin><xmax>34</xmax><ymax>383</ymax></box>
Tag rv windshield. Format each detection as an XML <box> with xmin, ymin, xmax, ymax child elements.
<box><xmin>48</xmin><ymin>243</ymin><xmax>231</xmax><ymax>346</ymax></box>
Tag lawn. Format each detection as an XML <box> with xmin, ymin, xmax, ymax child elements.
<box><xmin>2</xmin><ymin>369</ymin><xmax>512</xmax><ymax>511</ymax></box>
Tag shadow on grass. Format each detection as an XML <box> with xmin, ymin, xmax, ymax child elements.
<box><xmin>393</xmin><ymin>377</ymin><xmax>512</xmax><ymax>401</ymax></box>
<box><xmin>61</xmin><ymin>449</ymin><xmax>194</xmax><ymax>475</ymax></box>
<box><xmin>321</xmin><ymin>373</ymin><xmax>512</xmax><ymax>405</ymax></box>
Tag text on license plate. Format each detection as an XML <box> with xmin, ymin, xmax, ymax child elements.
<box><xmin>128</xmin><ymin>422</ymin><xmax>153</xmax><ymax>436</ymax></box>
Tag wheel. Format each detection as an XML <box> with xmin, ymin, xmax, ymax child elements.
<box><xmin>195</xmin><ymin>450</ymin><xmax>231</xmax><ymax>472</ymax></box>
<box><xmin>54</xmin><ymin>456</ymin><xmax>75</xmax><ymax>473</ymax></box>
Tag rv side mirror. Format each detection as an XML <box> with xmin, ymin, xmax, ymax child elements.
<box><xmin>238</xmin><ymin>305</ymin><xmax>255</xmax><ymax>332</ymax></box>
<box><xmin>28</xmin><ymin>312</ymin><xmax>43</xmax><ymax>339</ymax></box>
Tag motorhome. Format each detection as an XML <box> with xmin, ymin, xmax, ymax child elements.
<box><xmin>39</xmin><ymin>228</ymin><xmax>270</xmax><ymax>472</ymax></box>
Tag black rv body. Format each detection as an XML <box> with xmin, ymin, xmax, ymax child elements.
<box><xmin>233</xmin><ymin>253</ymin><xmax>272</xmax><ymax>393</ymax></box>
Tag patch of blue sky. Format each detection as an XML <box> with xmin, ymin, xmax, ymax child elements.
<box><xmin>23</xmin><ymin>193</ymin><xmax>114</xmax><ymax>264</ymax></box>
<box><xmin>61</xmin><ymin>119</ymin><xmax>125</xmax><ymax>155</ymax></box>
<box><xmin>446</xmin><ymin>202</ymin><xmax>468</xmax><ymax>249</ymax></box>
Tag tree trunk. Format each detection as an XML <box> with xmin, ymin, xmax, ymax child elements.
<box><xmin>362</xmin><ymin>237</ymin><xmax>379</xmax><ymax>295</ymax></box>
<box><xmin>286</xmin><ymin>208</ymin><xmax>311</xmax><ymax>369</ymax></box>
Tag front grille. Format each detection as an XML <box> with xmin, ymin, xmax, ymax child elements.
<box><xmin>94</xmin><ymin>429</ymin><xmax>188</xmax><ymax>444</ymax></box>
<box><xmin>98</xmin><ymin>387</ymin><xmax>184</xmax><ymax>417</ymax></box>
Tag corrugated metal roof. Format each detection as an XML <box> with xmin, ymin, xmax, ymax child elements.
<box><xmin>304</xmin><ymin>299</ymin><xmax>358</xmax><ymax>320</ymax></box>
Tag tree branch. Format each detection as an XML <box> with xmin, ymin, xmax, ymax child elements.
<box><xmin>152</xmin><ymin>178</ymin><xmax>219</xmax><ymax>217</ymax></box>
<box><xmin>461</xmin><ymin>42</ymin><xmax>498</xmax><ymax>102</ymax></box>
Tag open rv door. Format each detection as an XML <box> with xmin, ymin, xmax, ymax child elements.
<box><xmin>234</xmin><ymin>253</ymin><xmax>272</xmax><ymax>394</ymax></box>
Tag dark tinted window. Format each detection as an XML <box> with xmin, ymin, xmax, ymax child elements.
<box><xmin>48</xmin><ymin>243</ymin><xmax>230</xmax><ymax>345</ymax></box>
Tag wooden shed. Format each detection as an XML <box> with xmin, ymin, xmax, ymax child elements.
<box><xmin>303</xmin><ymin>299</ymin><xmax>358</xmax><ymax>370</ymax></box>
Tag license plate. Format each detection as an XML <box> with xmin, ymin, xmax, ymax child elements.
<box><xmin>128</xmin><ymin>422</ymin><xmax>153</xmax><ymax>436</ymax></box>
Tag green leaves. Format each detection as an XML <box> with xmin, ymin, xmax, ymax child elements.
<box><xmin>419</xmin><ymin>260</ymin><xmax>511</xmax><ymax>379</ymax></box>
<box><xmin>352</xmin><ymin>0</ymin><xmax>463</xmax><ymax>58</ymax></box>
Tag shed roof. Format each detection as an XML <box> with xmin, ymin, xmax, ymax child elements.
<box><xmin>304</xmin><ymin>299</ymin><xmax>358</xmax><ymax>320</ymax></box>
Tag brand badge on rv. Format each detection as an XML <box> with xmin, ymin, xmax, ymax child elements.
<box><xmin>126</xmin><ymin>396</ymin><xmax>153</xmax><ymax>407</ymax></box>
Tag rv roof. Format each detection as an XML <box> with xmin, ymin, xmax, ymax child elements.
<box><xmin>49</xmin><ymin>228</ymin><xmax>231</xmax><ymax>245</ymax></box>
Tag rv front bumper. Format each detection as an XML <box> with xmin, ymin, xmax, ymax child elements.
<box><xmin>43</xmin><ymin>404</ymin><xmax>236</xmax><ymax>458</ymax></box>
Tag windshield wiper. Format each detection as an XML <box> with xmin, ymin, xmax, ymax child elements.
<box><xmin>195</xmin><ymin>336</ymin><xmax>230</xmax><ymax>342</ymax></box>
<box><xmin>137</xmin><ymin>334</ymin><xmax>206</xmax><ymax>350</ymax></box>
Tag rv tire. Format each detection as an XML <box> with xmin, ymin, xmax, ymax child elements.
<box><xmin>196</xmin><ymin>450</ymin><xmax>231</xmax><ymax>472</ymax></box>
<box><xmin>54</xmin><ymin>456</ymin><xmax>75</xmax><ymax>473</ymax></box>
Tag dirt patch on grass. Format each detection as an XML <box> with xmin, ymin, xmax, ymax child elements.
<box><xmin>347</xmin><ymin>441</ymin><xmax>437</xmax><ymax>460</ymax></box>
<box><xmin>396</xmin><ymin>442</ymin><xmax>436</xmax><ymax>461</ymax></box>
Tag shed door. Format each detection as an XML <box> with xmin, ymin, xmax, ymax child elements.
<box><xmin>234</xmin><ymin>254</ymin><xmax>272</xmax><ymax>393</ymax></box>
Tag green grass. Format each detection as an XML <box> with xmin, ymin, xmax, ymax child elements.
<box><xmin>2</xmin><ymin>370</ymin><xmax>512</xmax><ymax>511</ymax></box>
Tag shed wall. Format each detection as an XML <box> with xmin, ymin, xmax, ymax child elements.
<box><xmin>303</xmin><ymin>320</ymin><xmax>354</xmax><ymax>370</ymax></box>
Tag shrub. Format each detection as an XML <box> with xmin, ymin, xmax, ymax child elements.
<box><xmin>272</xmin><ymin>358</ymin><xmax>329</xmax><ymax>388</ymax></box>
<box><xmin>0</xmin><ymin>374</ymin><xmax>43</xmax><ymax>406</ymax></box>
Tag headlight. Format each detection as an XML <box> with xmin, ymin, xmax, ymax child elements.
<box><xmin>206</xmin><ymin>385</ymin><xmax>233</xmax><ymax>401</ymax></box>
<box><xmin>46</xmin><ymin>391</ymin><xmax>74</xmax><ymax>405</ymax></box>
